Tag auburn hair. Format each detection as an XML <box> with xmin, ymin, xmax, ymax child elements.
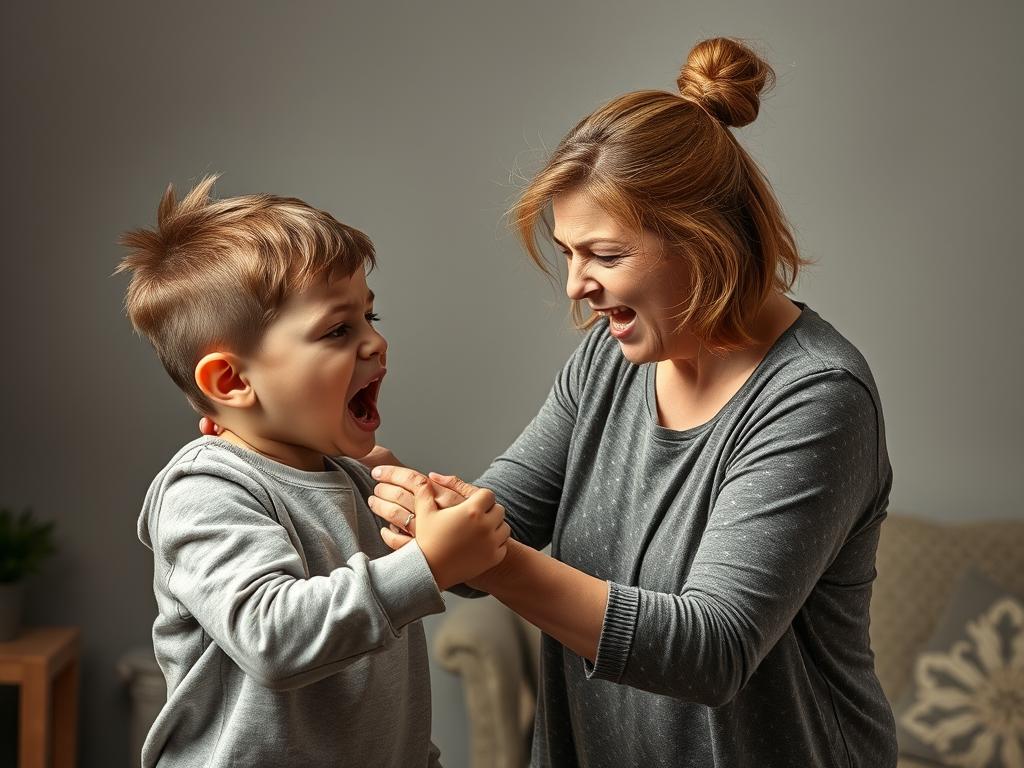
<box><xmin>116</xmin><ymin>175</ymin><xmax>375</xmax><ymax>413</ymax></box>
<box><xmin>512</xmin><ymin>37</ymin><xmax>812</xmax><ymax>353</ymax></box>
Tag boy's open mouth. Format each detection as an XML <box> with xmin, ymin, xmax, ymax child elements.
<box><xmin>347</xmin><ymin>375</ymin><xmax>383</xmax><ymax>432</ymax></box>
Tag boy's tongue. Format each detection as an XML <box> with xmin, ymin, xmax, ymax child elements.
<box><xmin>348</xmin><ymin>387</ymin><xmax>379</xmax><ymax>426</ymax></box>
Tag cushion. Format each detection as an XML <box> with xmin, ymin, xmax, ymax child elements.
<box><xmin>871</xmin><ymin>515</ymin><xmax>1024</xmax><ymax>703</ymax></box>
<box><xmin>893</xmin><ymin>567</ymin><xmax>1024</xmax><ymax>767</ymax></box>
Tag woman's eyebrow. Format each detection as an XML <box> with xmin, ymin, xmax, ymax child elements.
<box><xmin>552</xmin><ymin>235</ymin><xmax>627</xmax><ymax>250</ymax></box>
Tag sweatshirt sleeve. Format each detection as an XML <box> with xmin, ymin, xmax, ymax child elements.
<box><xmin>153</xmin><ymin>470</ymin><xmax>445</xmax><ymax>691</ymax></box>
<box><xmin>585</xmin><ymin>370</ymin><xmax>884</xmax><ymax>705</ymax></box>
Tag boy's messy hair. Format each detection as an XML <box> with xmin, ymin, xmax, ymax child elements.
<box><xmin>116</xmin><ymin>175</ymin><xmax>375</xmax><ymax>414</ymax></box>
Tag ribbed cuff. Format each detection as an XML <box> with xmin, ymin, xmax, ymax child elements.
<box><xmin>585</xmin><ymin>581</ymin><xmax>639</xmax><ymax>682</ymax></box>
<box><xmin>367</xmin><ymin>541</ymin><xmax>446</xmax><ymax>632</ymax></box>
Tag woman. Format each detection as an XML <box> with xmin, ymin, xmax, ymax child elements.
<box><xmin>369</xmin><ymin>37</ymin><xmax>897</xmax><ymax>767</ymax></box>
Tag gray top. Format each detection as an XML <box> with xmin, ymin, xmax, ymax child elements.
<box><xmin>138</xmin><ymin>437</ymin><xmax>446</xmax><ymax>768</ymax></box>
<box><xmin>477</xmin><ymin>301</ymin><xmax>897</xmax><ymax>768</ymax></box>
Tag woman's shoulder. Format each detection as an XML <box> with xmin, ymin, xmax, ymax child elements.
<box><xmin>761</xmin><ymin>303</ymin><xmax>884</xmax><ymax>406</ymax></box>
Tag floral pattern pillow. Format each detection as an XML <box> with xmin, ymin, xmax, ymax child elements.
<box><xmin>894</xmin><ymin>567</ymin><xmax>1024</xmax><ymax>767</ymax></box>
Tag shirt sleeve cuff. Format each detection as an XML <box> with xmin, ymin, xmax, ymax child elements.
<box><xmin>367</xmin><ymin>540</ymin><xmax>446</xmax><ymax>632</ymax></box>
<box><xmin>584</xmin><ymin>581</ymin><xmax>639</xmax><ymax>682</ymax></box>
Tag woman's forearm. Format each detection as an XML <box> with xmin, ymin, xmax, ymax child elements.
<box><xmin>469</xmin><ymin>539</ymin><xmax>607</xmax><ymax>662</ymax></box>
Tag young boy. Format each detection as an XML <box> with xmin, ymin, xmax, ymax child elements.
<box><xmin>117</xmin><ymin>176</ymin><xmax>509</xmax><ymax>768</ymax></box>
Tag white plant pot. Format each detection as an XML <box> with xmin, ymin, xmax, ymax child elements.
<box><xmin>0</xmin><ymin>581</ymin><xmax>24</xmax><ymax>641</ymax></box>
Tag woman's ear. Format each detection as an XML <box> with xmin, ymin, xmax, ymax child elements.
<box><xmin>194</xmin><ymin>353</ymin><xmax>256</xmax><ymax>410</ymax></box>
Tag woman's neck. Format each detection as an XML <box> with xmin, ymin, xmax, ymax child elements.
<box><xmin>654</xmin><ymin>293</ymin><xmax>801</xmax><ymax>430</ymax></box>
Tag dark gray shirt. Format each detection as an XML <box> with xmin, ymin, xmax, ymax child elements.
<box><xmin>477</xmin><ymin>302</ymin><xmax>897</xmax><ymax>767</ymax></box>
<box><xmin>138</xmin><ymin>438</ymin><xmax>446</xmax><ymax>768</ymax></box>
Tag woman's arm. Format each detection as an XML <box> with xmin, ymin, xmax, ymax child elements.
<box><xmin>472</xmin><ymin>539</ymin><xmax>607</xmax><ymax>661</ymax></box>
<box><xmin>375</xmin><ymin>371</ymin><xmax>886</xmax><ymax>703</ymax></box>
<box><xmin>373</xmin><ymin>467</ymin><xmax>607</xmax><ymax>661</ymax></box>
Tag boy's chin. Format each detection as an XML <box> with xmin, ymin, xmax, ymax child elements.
<box><xmin>332</xmin><ymin>432</ymin><xmax>376</xmax><ymax>459</ymax></box>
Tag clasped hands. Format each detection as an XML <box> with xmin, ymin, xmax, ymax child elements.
<box><xmin>198</xmin><ymin>418</ymin><xmax>509</xmax><ymax>591</ymax></box>
<box><xmin>367</xmin><ymin>464</ymin><xmax>510</xmax><ymax>591</ymax></box>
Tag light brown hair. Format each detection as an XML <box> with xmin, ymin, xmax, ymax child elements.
<box><xmin>116</xmin><ymin>175</ymin><xmax>375</xmax><ymax>413</ymax></box>
<box><xmin>512</xmin><ymin>37</ymin><xmax>811</xmax><ymax>353</ymax></box>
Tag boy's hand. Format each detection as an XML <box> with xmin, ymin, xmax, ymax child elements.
<box><xmin>370</xmin><ymin>467</ymin><xmax>509</xmax><ymax>590</ymax></box>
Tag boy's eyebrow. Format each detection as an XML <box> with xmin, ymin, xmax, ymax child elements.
<box><xmin>314</xmin><ymin>291</ymin><xmax>375</xmax><ymax>328</ymax></box>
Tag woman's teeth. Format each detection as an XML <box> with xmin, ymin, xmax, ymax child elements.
<box><xmin>596</xmin><ymin>307</ymin><xmax>635</xmax><ymax>329</ymax></box>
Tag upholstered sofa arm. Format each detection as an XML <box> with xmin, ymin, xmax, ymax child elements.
<box><xmin>434</xmin><ymin>596</ymin><xmax>534</xmax><ymax>768</ymax></box>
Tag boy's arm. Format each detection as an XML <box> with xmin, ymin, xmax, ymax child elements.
<box><xmin>155</xmin><ymin>471</ymin><xmax>445</xmax><ymax>691</ymax></box>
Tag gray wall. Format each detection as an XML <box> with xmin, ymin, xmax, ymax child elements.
<box><xmin>2</xmin><ymin>1</ymin><xmax>1021</xmax><ymax>766</ymax></box>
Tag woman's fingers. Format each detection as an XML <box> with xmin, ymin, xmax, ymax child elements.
<box><xmin>409</xmin><ymin>474</ymin><xmax>438</xmax><ymax>516</ymax></box>
<box><xmin>373</xmin><ymin>482</ymin><xmax>416</xmax><ymax>514</ymax></box>
<box><xmin>372</xmin><ymin>466</ymin><xmax>471</xmax><ymax>508</ymax></box>
<box><xmin>199</xmin><ymin>417</ymin><xmax>222</xmax><ymax>436</ymax></box>
<box><xmin>368</xmin><ymin>496</ymin><xmax>418</xmax><ymax>534</ymax></box>
<box><xmin>429</xmin><ymin>472</ymin><xmax>479</xmax><ymax>499</ymax></box>
<box><xmin>371</xmin><ymin>465</ymin><xmax>429</xmax><ymax>490</ymax></box>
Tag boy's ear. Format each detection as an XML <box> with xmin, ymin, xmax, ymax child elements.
<box><xmin>194</xmin><ymin>352</ymin><xmax>256</xmax><ymax>409</ymax></box>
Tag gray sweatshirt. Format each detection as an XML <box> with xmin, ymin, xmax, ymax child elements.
<box><xmin>476</xmin><ymin>301</ymin><xmax>897</xmax><ymax>767</ymax></box>
<box><xmin>138</xmin><ymin>437</ymin><xmax>446</xmax><ymax>768</ymax></box>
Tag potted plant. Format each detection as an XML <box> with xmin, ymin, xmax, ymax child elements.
<box><xmin>0</xmin><ymin>507</ymin><xmax>56</xmax><ymax>641</ymax></box>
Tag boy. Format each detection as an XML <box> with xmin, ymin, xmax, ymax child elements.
<box><xmin>117</xmin><ymin>176</ymin><xmax>509</xmax><ymax>768</ymax></box>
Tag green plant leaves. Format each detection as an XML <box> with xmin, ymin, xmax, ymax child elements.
<box><xmin>0</xmin><ymin>508</ymin><xmax>56</xmax><ymax>583</ymax></box>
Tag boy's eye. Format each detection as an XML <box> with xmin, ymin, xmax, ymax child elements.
<box><xmin>366</xmin><ymin>312</ymin><xmax>381</xmax><ymax>323</ymax></box>
<box><xmin>325</xmin><ymin>324</ymin><xmax>350</xmax><ymax>339</ymax></box>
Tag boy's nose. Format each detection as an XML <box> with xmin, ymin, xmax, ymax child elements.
<box><xmin>362</xmin><ymin>329</ymin><xmax>388</xmax><ymax>361</ymax></box>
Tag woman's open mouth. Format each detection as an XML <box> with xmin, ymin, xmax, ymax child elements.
<box><xmin>347</xmin><ymin>374</ymin><xmax>383</xmax><ymax>432</ymax></box>
<box><xmin>600</xmin><ymin>306</ymin><xmax>637</xmax><ymax>339</ymax></box>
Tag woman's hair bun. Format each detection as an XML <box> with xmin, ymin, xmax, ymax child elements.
<box><xmin>676</xmin><ymin>37</ymin><xmax>775</xmax><ymax>128</ymax></box>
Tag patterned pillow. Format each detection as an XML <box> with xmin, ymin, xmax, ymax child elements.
<box><xmin>893</xmin><ymin>567</ymin><xmax>1024</xmax><ymax>767</ymax></box>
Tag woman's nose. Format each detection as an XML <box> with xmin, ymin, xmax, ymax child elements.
<box><xmin>565</xmin><ymin>257</ymin><xmax>598</xmax><ymax>301</ymax></box>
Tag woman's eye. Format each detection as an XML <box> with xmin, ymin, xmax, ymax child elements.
<box><xmin>326</xmin><ymin>324</ymin><xmax>350</xmax><ymax>339</ymax></box>
<box><xmin>593</xmin><ymin>254</ymin><xmax>622</xmax><ymax>265</ymax></box>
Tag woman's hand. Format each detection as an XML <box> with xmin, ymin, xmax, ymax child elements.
<box><xmin>369</xmin><ymin>469</ymin><xmax>470</xmax><ymax>538</ymax></box>
<box><xmin>199</xmin><ymin>417</ymin><xmax>223</xmax><ymax>436</ymax></box>
<box><xmin>369</xmin><ymin>468</ymin><xmax>470</xmax><ymax>545</ymax></box>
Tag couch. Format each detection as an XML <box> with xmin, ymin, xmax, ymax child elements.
<box><xmin>433</xmin><ymin>513</ymin><xmax>1024</xmax><ymax>768</ymax></box>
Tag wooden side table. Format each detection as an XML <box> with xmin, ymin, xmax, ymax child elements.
<box><xmin>0</xmin><ymin>627</ymin><xmax>80</xmax><ymax>768</ymax></box>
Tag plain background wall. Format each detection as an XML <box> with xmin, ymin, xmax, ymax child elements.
<box><xmin>2</xmin><ymin>1</ymin><xmax>1021</xmax><ymax>766</ymax></box>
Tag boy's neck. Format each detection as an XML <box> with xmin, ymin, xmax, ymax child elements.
<box><xmin>217</xmin><ymin>428</ymin><xmax>329</xmax><ymax>472</ymax></box>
